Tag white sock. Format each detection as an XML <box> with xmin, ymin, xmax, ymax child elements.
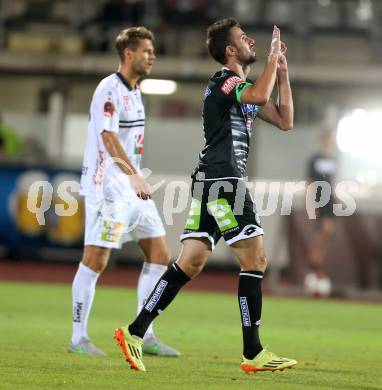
<box><xmin>71</xmin><ymin>262</ymin><xmax>100</xmax><ymax>344</ymax></box>
<box><xmin>137</xmin><ymin>262</ymin><xmax>167</xmax><ymax>339</ymax></box>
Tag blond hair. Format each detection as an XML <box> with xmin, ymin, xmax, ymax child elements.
<box><xmin>115</xmin><ymin>26</ymin><xmax>154</xmax><ymax>62</ymax></box>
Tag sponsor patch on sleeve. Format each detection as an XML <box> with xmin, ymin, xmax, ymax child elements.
<box><xmin>221</xmin><ymin>76</ymin><xmax>243</xmax><ymax>95</ymax></box>
<box><xmin>103</xmin><ymin>101</ymin><xmax>116</xmax><ymax>117</ymax></box>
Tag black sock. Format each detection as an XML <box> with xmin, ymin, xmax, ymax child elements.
<box><xmin>129</xmin><ymin>263</ymin><xmax>191</xmax><ymax>338</ymax></box>
<box><xmin>238</xmin><ymin>270</ymin><xmax>264</xmax><ymax>359</ymax></box>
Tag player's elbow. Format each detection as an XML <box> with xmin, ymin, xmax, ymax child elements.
<box><xmin>241</xmin><ymin>88</ymin><xmax>270</xmax><ymax>106</ymax></box>
<box><xmin>256</xmin><ymin>95</ymin><xmax>270</xmax><ymax>106</ymax></box>
<box><xmin>278</xmin><ymin>118</ymin><xmax>294</xmax><ymax>131</ymax></box>
<box><xmin>246</xmin><ymin>93</ymin><xmax>269</xmax><ymax>106</ymax></box>
<box><xmin>254</xmin><ymin>89</ymin><xmax>271</xmax><ymax>106</ymax></box>
<box><xmin>279</xmin><ymin>122</ymin><xmax>293</xmax><ymax>131</ymax></box>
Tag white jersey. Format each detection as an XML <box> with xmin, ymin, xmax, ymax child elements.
<box><xmin>80</xmin><ymin>72</ymin><xmax>145</xmax><ymax>199</ymax></box>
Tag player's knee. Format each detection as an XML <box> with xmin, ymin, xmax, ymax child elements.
<box><xmin>179</xmin><ymin>256</ymin><xmax>206</xmax><ymax>278</ymax></box>
<box><xmin>150</xmin><ymin>248</ymin><xmax>172</xmax><ymax>266</ymax></box>
<box><xmin>82</xmin><ymin>257</ymin><xmax>108</xmax><ymax>273</ymax></box>
<box><xmin>153</xmin><ymin>250</ymin><xmax>171</xmax><ymax>265</ymax></box>
<box><xmin>246</xmin><ymin>253</ymin><xmax>267</xmax><ymax>272</ymax></box>
<box><xmin>161</xmin><ymin>248</ymin><xmax>172</xmax><ymax>264</ymax></box>
<box><xmin>82</xmin><ymin>248</ymin><xmax>110</xmax><ymax>273</ymax></box>
<box><xmin>191</xmin><ymin>258</ymin><xmax>205</xmax><ymax>273</ymax></box>
<box><xmin>257</xmin><ymin>254</ymin><xmax>268</xmax><ymax>271</ymax></box>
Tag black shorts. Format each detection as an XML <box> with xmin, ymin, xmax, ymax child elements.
<box><xmin>315</xmin><ymin>189</ymin><xmax>335</xmax><ymax>218</ymax></box>
<box><xmin>317</xmin><ymin>197</ymin><xmax>335</xmax><ymax>218</ymax></box>
<box><xmin>181</xmin><ymin>178</ymin><xmax>264</xmax><ymax>249</ymax></box>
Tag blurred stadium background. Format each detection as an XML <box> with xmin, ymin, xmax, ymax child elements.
<box><xmin>1</xmin><ymin>0</ymin><xmax>382</xmax><ymax>300</ymax></box>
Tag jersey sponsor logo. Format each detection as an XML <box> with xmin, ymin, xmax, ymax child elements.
<box><xmin>221</xmin><ymin>76</ymin><xmax>243</xmax><ymax>95</ymax></box>
<box><xmin>207</xmin><ymin>198</ymin><xmax>239</xmax><ymax>232</ymax></box>
<box><xmin>104</xmin><ymin>101</ymin><xmax>116</xmax><ymax>117</ymax></box>
<box><xmin>185</xmin><ymin>198</ymin><xmax>202</xmax><ymax>230</ymax></box>
<box><xmin>239</xmin><ymin>297</ymin><xmax>251</xmax><ymax>327</ymax></box>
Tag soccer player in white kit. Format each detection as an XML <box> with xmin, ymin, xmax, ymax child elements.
<box><xmin>67</xmin><ymin>27</ymin><xmax>179</xmax><ymax>357</ymax></box>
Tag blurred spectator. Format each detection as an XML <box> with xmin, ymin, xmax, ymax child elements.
<box><xmin>160</xmin><ymin>0</ymin><xmax>208</xmax><ymax>55</ymax></box>
<box><xmin>99</xmin><ymin>0</ymin><xmax>144</xmax><ymax>25</ymax></box>
<box><xmin>22</xmin><ymin>134</ymin><xmax>47</xmax><ymax>162</ymax></box>
<box><xmin>0</xmin><ymin>113</ymin><xmax>22</xmax><ymax>160</ymax></box>
<box><xmin>127</xmin><ymin>0</ymin><xmax>145</xmax><ymax>25</ymax></box>
<box><xmin>24</xmin><ymin>0</ymin><xmax>53</xmax><ymax>23</ymax></box>
<box><xmin>96</xmin><ymin>0</ymin><xmax>145</xmax><ymax>51</ymax></box>
<box><xmin>304</xmin><ymin>129</ymin><xmax>337</xmax><ymax>297</ymax></box>
<box><xmin>162</xmin><ymin>0</ymin><xmax>208</xmax><ymax>25</ymax></box>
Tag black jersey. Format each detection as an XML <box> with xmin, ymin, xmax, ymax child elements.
<box><xmin>307</xmin><ymin>153</ymin><xmax>337</xmax><ymax>206</ymax></box>
<box><xmin>192</xmin><ymin>68</ymin><xmax>259</xmax><ymax>180</ymax></box>
<box><xmin>307</xmin><ymin>154</ymin><xmax>337</xmax><ymax>184</ymax></box>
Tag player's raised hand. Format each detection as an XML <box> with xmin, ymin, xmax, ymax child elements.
<box><xmin>129</xmin><ymin>173</ymin><xmax>151</xmax><ymax>200</ymax></box>
<box><xmin>277</xmin><ymin>41</ymin><xmax>288</xmax><ymax>72</ymax></box>
<box><xmin>269</xmin><ymin>25</ymin><xmax>281</xmax><ymax>58</ymax></box>
<box><xmin>281</xmin><ymin>41</ymin><xmax>287</xmax><ymax>56</ymax></box>
<box><xmin>277</xmin><ymin>41</ymin><xmax>287</xmax><ymax>71</ymax></box>
<box><xmin>277</xmin><ymin>54</ymin><xmax>288</xmax><ymax>72</ymax></box>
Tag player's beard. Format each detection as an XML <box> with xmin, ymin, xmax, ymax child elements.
<box><xmin>236</xmin><ymin>47</ymin><xmax>257</xmax><ymax>66</ymax></box>
<box><xmin>243</xmin><ymin>51</ymin><xmax>257</xmax><ymax>65</ymax></box>
<box><xmin>133</xmin><ymin>62</ymin><xmax>151</xmax><ymax>77</ymax></box>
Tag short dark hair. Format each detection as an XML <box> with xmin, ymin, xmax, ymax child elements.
<box><xmin>115</xmin><ymin>26</ymin><xmax>154</xmax><ymax>62</ymax></box>
<box><xmin>206</xmin><ymin>18</ymin><xmax>240</xmax><ymax>65</ymax></box>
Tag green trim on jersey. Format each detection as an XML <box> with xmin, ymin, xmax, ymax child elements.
<box><xmin>235</xmin><ymin>82</ymin><xmax>253</xmax><ymax>103</ymax></box>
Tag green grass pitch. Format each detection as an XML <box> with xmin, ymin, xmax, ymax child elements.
<box><xmin>0</xmin><ymin>281</ymin><xmax>381</xmax><ymax>390</ymax></box>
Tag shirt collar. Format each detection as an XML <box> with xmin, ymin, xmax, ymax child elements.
<box><xmin>115</xmin><ymin>72</ymin><xmax>133</xmax><ymax>91</ymax></box>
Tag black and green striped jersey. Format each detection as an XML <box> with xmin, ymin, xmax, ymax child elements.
<box><xmin>192</xmin><ymin>67</ymin><xmax>259</xmax><ymax>180</ymax></box>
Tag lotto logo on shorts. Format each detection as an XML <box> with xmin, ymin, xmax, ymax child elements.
<box><xmin>243</xmin><ymin>225</ymin><xmax>258</xmax><ymax>236</ymax></box>
<box><xmin>101</xmin><ymin>220</ymin><xmax>124</xmax><ymax>243</ymax></box>
<box><xmin>239</xmin><ymin>297</ymin><xmax>251</xmax><ymax>327</ymax></box>
<box><xmin>221</xmin><ymin>76</ymin><xmax>243</xmax><ymax>95</ymax></box>
<box><xmin>145</xmin><ymin>280</ymin><xmax>168</xmax><ymax>312</ymax></box>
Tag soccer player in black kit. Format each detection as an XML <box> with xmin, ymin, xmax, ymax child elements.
<box><xmin>114</xmin><ymin>18</ymin><xmax>297</xmax><ymax>374</ymax></box>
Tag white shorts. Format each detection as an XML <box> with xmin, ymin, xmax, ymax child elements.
<box><xmin>84</xmin><ymin>195</ymin><xmax>166</xmax><ymax>249</ymax></box>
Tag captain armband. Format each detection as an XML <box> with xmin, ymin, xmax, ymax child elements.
<box><xmin>235</xmin><ymin>82</ymin><xmax>253</xmax><ymax>103</ymax></box>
